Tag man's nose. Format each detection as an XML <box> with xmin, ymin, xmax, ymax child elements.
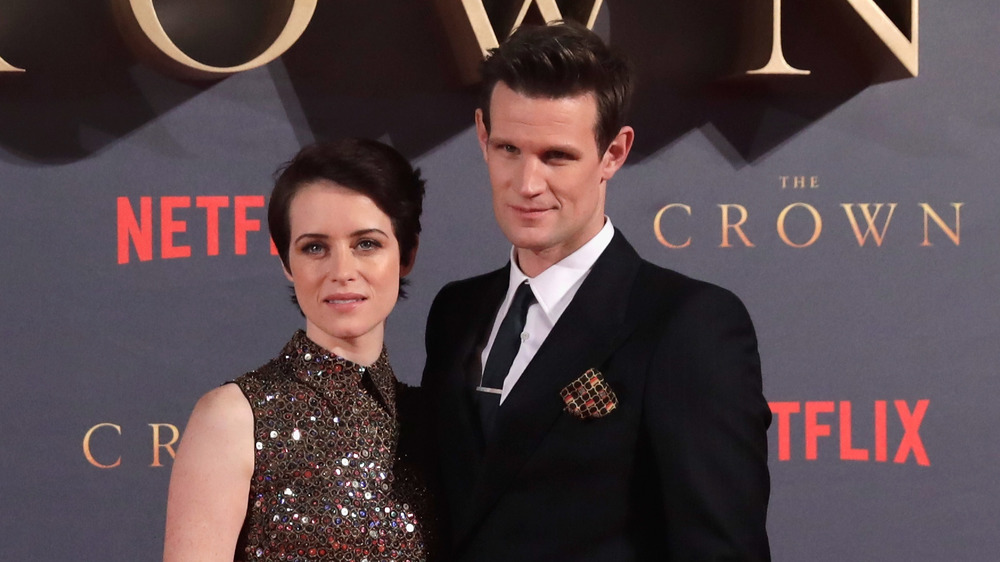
<box><xmin>515</xmin><ymin>158</ymin><xmax>545</xmax><ymax>196</ymax></box>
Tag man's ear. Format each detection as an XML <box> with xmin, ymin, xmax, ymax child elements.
<box><xmin>475</xmin><ymin>109</ymin><xmax>490</xmax><ymax>162</ymax></box>
<box><xmin>601</xmin><ymin>126</ymin><xmax>635</xmax><ymax>181</ymax></box>
<box><xmin>400</xmin><ymin>237</ymin><xmax>419</xmax><ymax>277</ymax></box>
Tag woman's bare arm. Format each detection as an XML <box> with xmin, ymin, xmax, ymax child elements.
<box><xmin>164</xmin><ymin>384</ymin><xmax>254</xmax><ymax>562</ymax></box>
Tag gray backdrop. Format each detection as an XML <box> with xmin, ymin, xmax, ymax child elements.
<box><xmin>1</xmin><ymin>1</ymin><xmax>996</xmax><ymax>560</ymax></box>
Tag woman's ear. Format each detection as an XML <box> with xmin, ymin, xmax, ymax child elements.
<box><xmin>400</xmin><ymin>237</ymin><xmax>419</xmax><ymax>277</ymax></box>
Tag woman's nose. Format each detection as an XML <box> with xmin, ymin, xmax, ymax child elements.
<box><xmin>326</xmin><ymin>248</ymin><xmax>358</xmax><ymax>282</ymax></box>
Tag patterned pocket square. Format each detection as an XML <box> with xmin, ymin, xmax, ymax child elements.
<box><xmin>560</xmin><ymin>368</ymin><xmax>618</xmax><ymax>419</ymax></box>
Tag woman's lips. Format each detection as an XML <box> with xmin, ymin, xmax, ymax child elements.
<box><xmin>323</xmin><ymin>293</ymin><xmax>366</xmax><ymax>309</ymax></box>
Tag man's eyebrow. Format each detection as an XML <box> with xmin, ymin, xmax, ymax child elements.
<box><xmin>489</xmin><ymin>137</ymin><xmax>580</xmax><ymax>155</ymax></box>
<box><xmin>544</xmin><ymin>144</ymin><xmax>581</xmax><ymax>155</ymax></box>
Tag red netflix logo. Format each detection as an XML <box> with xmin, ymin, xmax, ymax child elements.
<box><xmin>769</xmin><ymin>400</ymin><xmax>930</xmax><ymax>466</ymax></box>
<box><xmin>117</xmin><ymin>196</ymin><xmax>278</xmax><ymax>264</ymax></box>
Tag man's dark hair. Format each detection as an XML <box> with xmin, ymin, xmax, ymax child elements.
<box><xmin>479</xmin><ymin>21</ymin><xmax>633</xmax><ymax>153</ymax></box>
<box><xmin>268</xmin><ymin>139</ymin><xmax>424</xmax><ymax>296</ymax></box>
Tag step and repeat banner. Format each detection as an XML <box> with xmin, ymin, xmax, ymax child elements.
<box><xmin>1</xmin><ymin>1</ymin><xmax>995</xmax><ymax>560</ymax></box>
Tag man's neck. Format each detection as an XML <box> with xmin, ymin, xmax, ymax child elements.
<box><xmin>513</xmin><ymin>219</ymin><xmax>611</xmax><ymax>278</ymax></box>
<box><xmin>514</xmin><ymin>246</ymin><xmax>571</xmax><ymax>278</ymax></box>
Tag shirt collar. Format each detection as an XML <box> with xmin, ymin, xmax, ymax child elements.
<box><xmin>507</xmin><ymin>218</ymin><xmax>615</xmax><ymax>322</ymax></box>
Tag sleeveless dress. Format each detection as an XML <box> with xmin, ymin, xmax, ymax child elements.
<box><xmin>231</xmin><ymin>330</ymin><xmax>432</xmax><ymax>561</ymax></box>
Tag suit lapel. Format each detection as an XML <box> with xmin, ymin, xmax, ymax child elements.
<box><xmin>437</xmin><ymin>266</ymin><xmax>508</xmax><ymax>527</ymax></box>
<box><xmin>440</xmin><ymin>265</ymin><xmax>508</xmax><ymax>435</ymax></box>
<box><xmin>461</xmin><ymin>232</ymin><xmax>644</xmax><ymax>539</ymax></box>
<box><xmin>447</xmin><ymin>267</ymin><xmax>508</xmax><ymax>382</ymax></box>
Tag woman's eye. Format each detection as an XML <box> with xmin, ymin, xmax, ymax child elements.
<box><xmin>302</xmin><ymin>242</ymin><xmax>324</xmax><ymax>254</ymax></box>
<box><xmin>356</xmin><ymin>239</ymin><xmax>382</xmax><ymax>251</ymax></box>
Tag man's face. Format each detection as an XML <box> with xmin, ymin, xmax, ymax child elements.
<box><xmin>476</xmin><ymin>81</ymin><xmax>632</xmax><ymax>275</ymax></box>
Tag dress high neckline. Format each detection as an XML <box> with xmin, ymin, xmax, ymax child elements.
<box><xmin>281</xmin><ymin>329</ymin><xmax>391</xmax><ymax>385</ymax></box>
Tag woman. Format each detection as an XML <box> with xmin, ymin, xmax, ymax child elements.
<box><xmin>164</xmin><ymin>139</ymin><xmax>432</xmax><ymax>561</ymax></box>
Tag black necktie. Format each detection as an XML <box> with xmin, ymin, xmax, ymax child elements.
<box><xmin>477</xmin><ymin>281</ymin><xmax>536</xmax><ymax>434</ymax></box>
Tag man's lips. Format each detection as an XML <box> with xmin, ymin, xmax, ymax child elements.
<box><xmin>510</xmin><ymin>204</ymin><xmax>552</xmax><ymax>216</ymax></box>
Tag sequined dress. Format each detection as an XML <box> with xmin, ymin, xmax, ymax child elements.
<box><xmin>231</xmin><ymin>331</ymin><xmax>431</xmax><ymax>561</ymax></box>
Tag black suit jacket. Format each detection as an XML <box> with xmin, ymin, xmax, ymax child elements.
<box><xmin>420</xmin><ymin>231</ymin><xmax>771</xmax><ymax>561</ymax></box>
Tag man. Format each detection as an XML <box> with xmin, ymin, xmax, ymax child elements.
<box><xmin>421</xmin><ymin>22</ymin><xmax>771</xmax><ymax>561</ymax></box>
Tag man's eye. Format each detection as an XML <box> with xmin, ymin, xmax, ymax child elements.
<box><xmin>500</xmin><ymin>144</ymin><xmax>518</xmax><ymax>154</ymax></box>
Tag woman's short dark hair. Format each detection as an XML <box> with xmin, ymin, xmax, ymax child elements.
<box><xmin>479</xmin><ymin>21</ymin><xmax>633</xmax><ymax>153</ymax></box>
<box><xmin>268</xmin><ymin>139</ymin><xmax>424</xmax><ymax>288</ymax></box>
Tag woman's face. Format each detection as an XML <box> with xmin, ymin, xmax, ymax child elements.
<box><xmin>283</xmin><ymin>180</ymin><xmax>411</xmax><ymax>361</ymax></box>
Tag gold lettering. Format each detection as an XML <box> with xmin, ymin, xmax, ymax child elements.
<box><xmin>747</xmin><ymin>0</ymin><xmax>810</xmax><ymax>76</ymax></box>
<box><xmin>842</xmin><ymin>203</ymin><xmax>897</xmax><ymax>246</ymax></box>
<box><xmin>150</xmin><ymin>423</ymin><xmax>180</xmax><ymax>467</ymax></box>
<box><xmin>810</xmin><ymin>176</ymin><xmax>820</xmax><ymax>188</ymax></box>
<box><xmin>111</xmin><ymin>0</ymin><xmax>318</xmax><ymax>80</ymax></box>
<box><xmin>780</xmin><ymin>176</ymin><xmax>789</xmax><ymax>189</ymax></box>
<box><xmin>653</xmin><ymin>204</ymin><xmax>692</xmax><ymax>249</ymax></box>
<box><xmin>842</xmin><ymin>0</ymin><xmax>918</xmax><ymax>76</ymax></box>
<box><xmin>435</xmin><ymin>0</ymin><xmax>603</xmax><ymax>83</ymax></box>
<box><xmin>513</xmin><ymin>0</ymin><xmax>565</xmax><ymax>27</ymax></box>
<box><xmin>920</xmin><ymin>203</ymin><xmax>962</xmax><ymax>246</ymax></box>
<box><xmin>719</xmin><ymin>204</ymin><xmax>755</xmax><ymax>248</ymax></box>
<box><xmin>777</xmin><ymin>203</ymin><xmax>822</xmax><ymax>248</ymax></box>
<box><xmin>0</xmin><ymin>54</ymin><xmax>25</xmax><ymax>73</ymax></box>
<box><xmin>793</xmin><ymin>176</ymin><xmax>807</xmax><ymax>189</ymax></box>
<box><xmin>83</xmin><ymin>423</ymin><xmax>122</xmax><ymax>469</ymax></box>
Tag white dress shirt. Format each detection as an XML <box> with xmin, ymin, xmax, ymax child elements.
<box><xmin>481</xmin><ymin>219</ymin><xmax>615</xmax><ymax>404</ymax></box>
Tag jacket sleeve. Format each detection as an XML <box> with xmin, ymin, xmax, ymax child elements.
<box><xmin>414</xmin><ymin>283</ymin><xmax>459</xmax><ymax>558</ymax></box>
<box><xmin>642</xmin><ymin>283</ymin><xmax>772</xmax><ymax>561</ymax></box>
